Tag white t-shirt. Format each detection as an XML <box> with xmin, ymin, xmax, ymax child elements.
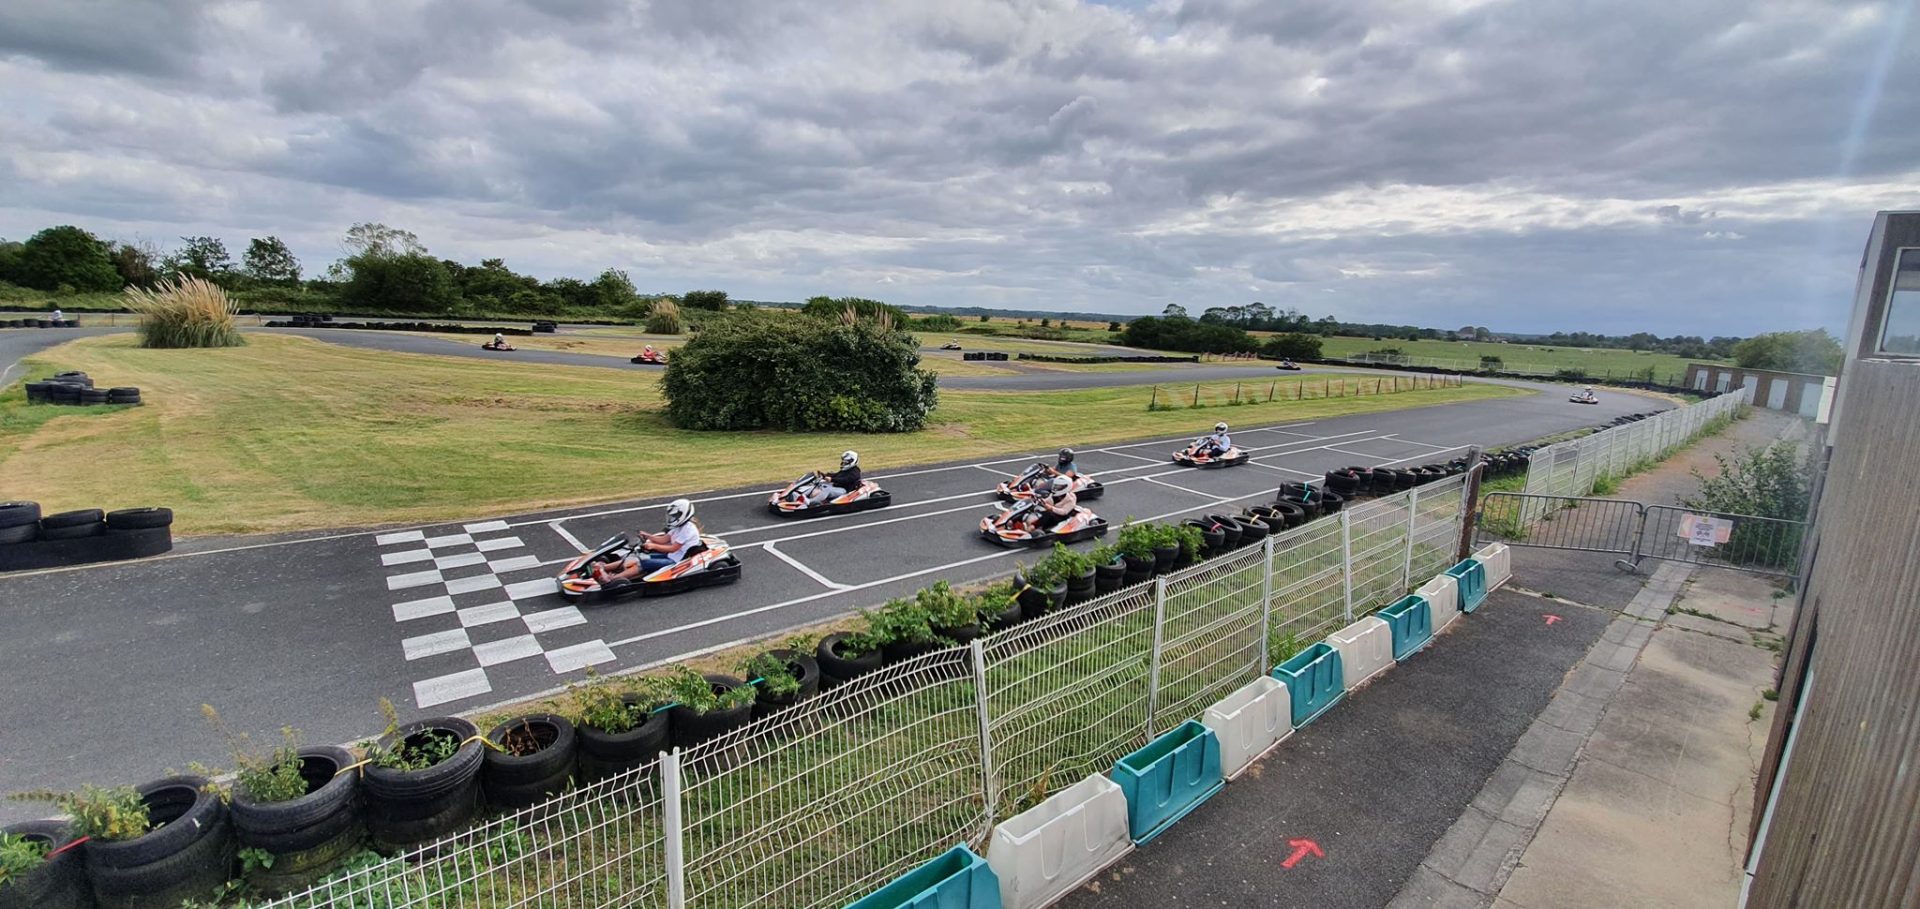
<box><xmin>664</xmin><ymin>522</ymin><xmax>702</xmax><ymax>563</ymax></box>
<box><xmin>1209</xmin><ymin>432</ymin><xmax>1232</xmax><ymax>450</ymax></box>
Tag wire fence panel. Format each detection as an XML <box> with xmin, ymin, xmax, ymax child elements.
<box><xmin>1411</xmin><ymin>475</ymin><xmax>1469</xmax><ymax>581</ymax></box>
<box><xmin>1639</xmin><ymin>505</ymin><xmax>1805</xmax><ymax>576</ymax></box>
<box><xmin>257</xmin><ymin>761</ymin><xmax>669</xmax><ymax>909</ymax></box>
<box><xmin>1477</xmin><ymin>493</ymin><xmax>1646</xmax><ymax>554</ymax></box>
<box><xmin>1346</xmin><ymin>494</ymin><xmax>1415</xmax><ymax>616</ymax></box>
<box><xmin>1521</xmin><ymin>389</ymin><xmax>1751</xmax><ymax>502</ymax></box>
<box><xmin>1151</xmin><ymin>546</ymin><xmax>1268</xmax><ymax>735</ymax></box>
<box><xmin>679</xmin><ymin>650</ymin><xmax>988</xmax><ymax>909</ymax></box>
<box><xmin>1267</xmin><ymin>517</ymin><xmax>1348</xmax><ymax>657</ymax></box>
<box><xmin>983</xmin><ymin>583</ymin><xmax>1157</xmax><ymax>817</ymax></box>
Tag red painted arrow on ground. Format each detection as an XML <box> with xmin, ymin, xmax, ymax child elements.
<box><xmin>1281</xmin><ymin>838</ymin><xmax>1325</xmax><ymax>869</ymax></box>
<box><xmin>1544</xmin><ymin>614</ymin><xmax>1562</xmax><ymax>625</ymax></box>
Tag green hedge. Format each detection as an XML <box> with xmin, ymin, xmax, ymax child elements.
<box><xmin>662</xmin><ymin>312</ymin><xmax>938</xmax><ymax>432</ymax></box>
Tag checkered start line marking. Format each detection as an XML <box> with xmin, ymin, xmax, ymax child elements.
<box><xmin>377</xmin><ymin>519</ymin><xmax>615</xmax><ymax>708</ymax></box>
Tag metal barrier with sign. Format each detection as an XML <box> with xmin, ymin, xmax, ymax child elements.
<box><xmin>1476</xmin><ymin>492</ymin><xmax>1803</xmax><ymax>579</ymax></box>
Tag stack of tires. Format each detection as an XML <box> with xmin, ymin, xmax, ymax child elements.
<box><xmin>361</xmin><ymin>717</ymin><xmax>484</xmax><ymax>854</ymax></box>
<box><xmin>231</xmin><ymin>746</ymin><xmax>364</xmax><ymax>896</ymax></box>
<box><xmin>0</xmin><ymin>819</ymin><xmax>90</xmax><ymax>909</ymax></box>
<box><xmin>0</xmin><ymin>503</ymin><xmax>174</xmax><ymax>570</ymax></box>
<box><xmin>23</xmin><ymin>371</ymin><xmax>141</xmax><ymax>407</ymax></box>
<box><xmin>85</xmin><ymin>776</ymin><xmax>237</xmax><ymax>909</ymax></box>
<box><xmin>483</xmin><ymin>714</ymin><xmax>579</xmax><ymax>808</ymax></box>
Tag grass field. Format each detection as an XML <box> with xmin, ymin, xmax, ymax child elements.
<box><xmin>1314</xmin><ymin>336</ymin><xmax>1723</xmax><ymax>379</ymax></box>
<box><xmin>0</xmin><ymin>334</ymin><xmax>1520</xmax><ymax>534</ymax></box>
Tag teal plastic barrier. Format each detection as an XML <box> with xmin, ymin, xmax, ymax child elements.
<box><xmin>1112</xmin><ymin>720</ymin><xmax>1224</xmax><ymax>843</ymax></box>
<box><xmin>1378</xmin><ymin>595</ymin><xmax>1434</xmax><ymax>661</ymax></box>
<box><xmin>1446</xmin><ymin>558</ymin><xmax>1488</xmax><ymax>613</ymax></box>
<box><xmin>843</xmin><ymin>845</ymin><xmax>1001</xmax><ymax>909</ymax></box>
<box><xmin>1272</xmin><ymin>641</ymin><xmax>1345</xmax><ymax>727</ymax></box>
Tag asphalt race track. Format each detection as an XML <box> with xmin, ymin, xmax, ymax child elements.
<box><xmin>0</xmin><ymin>374</ymin><xmax>1659</xmax><ymax>818</ymax></box>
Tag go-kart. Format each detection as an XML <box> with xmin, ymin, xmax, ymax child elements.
<box><xmin>979</xmin><ymin>498</ymin><xmax>1108</xmax><ymax>547</ymax></box>
<box><xmin>1171</xmin><ymin>440</ymin><xmax>1250</xmax><ymax>468</ymax></box>
<box><xmin>996</xmin><ymin>463</ymin><xmax>1104</xmax><ymax>502</ymax></box>
<box><xmin>1275</xmin><ymin>360</ymin><xmax>1302</xmax><ymax>371</ymax></box>
<box><xmin>767</xmin><ymin>472</ymin><xmax>893</xmax><ymax>517</ymax></box>
<box><xmin>481</xmin><ymin>341</ymin><xmax>517</xmax><ymax>351</ymax></box>
<box><xmin>940</xmin><ymin>340</ymin><xmax>963</xmax><ymax>350</ymax></box>
<box><xmin>631</xmin><ymin>349</ymin><xmax>668</xmax><ymax>365</ymax></box>
<box><xmin>556</xmin><ymin>532</ymin><xmax>741</xmax><ymax>601</ymax></box>
<box><xmin>1569</xmin><ymin>392</ymin><xmax>1599</xmax><ymax>405</ymax></box>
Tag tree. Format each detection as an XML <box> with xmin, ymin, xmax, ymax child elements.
<box><xmin>1162</xmin><ymin>303</ymin><xmax>1188</xmax><ymax>319</ymax></box>
<box><xmin>166</xmin><ymin>236</ymin><xmax>233</xmax><ymax>282</ymax></box>
<box><xmin>662</xmin><ymin>311</ymin><xmax>938</xmax><ymax>432</ymax></box>
<box><xmin>13</xmin><ymin>225</ymin><xmax>122</xmax><ymax>292</ymax></box>
<box><xmin>682</xmin><ymin>289</ymin><xmax>729</xmax><ymax>311</ymax></box>
<box><xmin>340</xmin><ymin>253</ymin><xmax>458</xmax><ymax>313</ymax></box>
<box><xmin>1732</xmin><ymin>330</ymin><xmax>1843</xmax><ymax>376</ymax></box>
<box><xmin>1261</xmin><ymin>333</ymin><xmax>1323</xmax><ymax>360</ymax></box>
<box><xmin>243</xmin><ymin>236</ymin><xmax>302</xmax><ymax>285</ymax></box>
<box><xmin>1472</xmin><ymin>326</ymin><xmax>1493</xmax><ymax>342</ymax></box>
<box><xmin>801</xmin><ymin>296</ymin><xmax>907</xmax><ymax>324</ymax></box>
<box><xmin>108</xmin><ymin>239</ymin><xmax>162</xmax><ymax>288</ymax></box>
<box><xmin>591</xmin><ymin>268</ymin><xmax>641</xmax><ymax>312</ymax></box>
<box><xmin>1120</xmin><ymin>315</ymin><xmax>1252</xmax><ymax>354</ymax></box>
<box><xmin>342</xmin><ymin>222</ymin><xmax>425</xmax><ymax>259</ymax></box>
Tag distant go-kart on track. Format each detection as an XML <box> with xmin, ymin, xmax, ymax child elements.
<box><xmin>0</xmin><ymin>322</ymin><xmax>1661</xmax><ymax>818</ymax></box>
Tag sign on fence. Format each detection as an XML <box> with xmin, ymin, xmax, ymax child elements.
<box><xmin>1679</xmin><ymin>513</ymin><xmax>1733</xmax><ymax>547</ymax></box>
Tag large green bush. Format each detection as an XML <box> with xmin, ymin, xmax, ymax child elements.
<box><xmin>12</xmin><ymin>225</ymin><xmax>122</xmax><ymax>292</ymax></box>
<box><xmin>662</xmin><ymin>312</ymin><xmax>938</xmax><ymax>432</ymax></box>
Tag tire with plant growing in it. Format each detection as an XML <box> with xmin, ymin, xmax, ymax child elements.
<box><xmin>0</xmin><ymin>819</ymin><xmax>89</xmax><ymax>909</ymax></box>
<box><xmin>360</xmin><ymin>715</ymin><xmax>483</xmax><ymax>851</ymax></box>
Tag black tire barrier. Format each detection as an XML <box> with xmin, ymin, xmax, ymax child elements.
<box><xmin>0</xmin><ymin>524</ymin><xmax>172</xmax><ymax>572</ymax></box>
<box><xmin>1235</xmin><ymin>514</ymin><xmax>1272</xmax><ymax>545</ymax></box>
<box><xmin>668</xmin><ymin>675</ymin><xmax>755</xmax><ymax>750</ymax></box>
<box><xmin>1065</xmin><ymin>565</ymin><xmax>1097</xmax><ymax>603</ymax></box>
<box><xmin>0</xmin><ymin>818</ymin><xmax>90</xmax><ymax>909</ymax></box>
<box><xmin>483</xmin><ymin>715</ymin><xmax>577</xmax><ymax>811</ymax></box>
<box><xmin>1184</xmin><ymin>518</ymin><xmax>1226</xmax><ymax>555</ymax></box>
<box><xmin>40</xmin><ymin>509</ymin><xmax>103</xmax><ymax>529</ymax></box>
<box><xmin>1271</xmin><ymin>500</ymin><xmax>1307</xmax><ymax>528</ymax></box>
<box><xmin>105</xmin><ymin>507</ymin><xmax>173</xmax><ymax>530</ymax></box>
<box><xmin>268</xmin><ymin>319</ymin><xmax>534</xmax><ymax>336</ymax></box>
<box><xmin>232</xmin><ymin>746</ymin><xmax>363</xmax><ymax>895</ymax></box>
<box><xmin>1150</xmin><ymin>543</ymin><xmax>1180</xmax><ymax>574</ymax></box>
<box><xmin>1319</xmin><ymin>489</ymin><xmax>1346</xmax><ymax>514</ymax></box>
<box><xmin>0</xmin><ymin>501</ymin><xmax>39</xmax><ymax>527</ymax></box>
<box><xmin>86</xmin><ymin>775</ymin><xmax>236</xmax><ymax>909</ymax></box>
<box><xmin>1094</xmin><ymin>560</ymin><xmax>1126</xmax><ymax>594</ymax></box>
<box><xmin>575</xmin><ymin>701</ymin><xmax>670</xmax><ymax>783</ymax></box>
<box><xmin>882</xmin><ymin>638</ymin><xmax>940</xmax><ymax>664</ymax></box>
<box><xmin>0</xmin><ymin>523</ymin><xmax>37</xmax><ymax>544</ymax></box>
<box><xmin>40</xmin><ymin>521</ymin><xmax>106</xmax><ymax>541</ymax></box>
<box><xmin>1016</xmin><ymin>353</ymin><xmax>1200</xmax><ymax>364</ymax></box>
<box><xmin>815</xmin><ymin>634</ymin><xmax>885</xmax><ymax>686</ymax></box>
<box><xmin>750</xmin><ymin>649</ymin><xmax>823</xmax><ymax>718</ymax></box>
<box><xmin>362</xmin><ymin>718</ymin><xmax>483</xmax><ymax>852</ymax></box>
<box><xmin>1204</xmin><ymin>515</ymin><xmax>1244</xmax><ymax>550</ymax></box>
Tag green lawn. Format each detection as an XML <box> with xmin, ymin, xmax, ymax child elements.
<box><xmin>1314</xmin><ymin>336</ymin><xmax>1724</xmax><ymax>380</ymax></box>
<box><xmin>0</xmin><ymin>334</ymin><xmax>1520</xmax><ymax>534</ymax></box>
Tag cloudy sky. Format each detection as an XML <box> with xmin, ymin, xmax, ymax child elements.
<box><xmin>1</xmin><ymin>0</ymin><xmax>1916</xmax><ymax>335</ymax></box>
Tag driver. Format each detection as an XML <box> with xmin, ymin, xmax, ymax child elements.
<box><xmin>592</xmin><ymin>499</ymin><xmax>702</xmax><ymax>583</ymax></box>
<box><xmin>1198</xmin><ymin>422</ymin><xmax>1232</xmax><ymax>456</ymax></box>
<box><xmin>491</xmin><ymin>333</ymin><xmax>507</xmax><ymax>348</ymax></box>
<box><xmin>807</xmin><ymin>450</ymin><xmax>862</xmax><ymax>505</ymax></box>
<box><xmin>1051</xmin><ymin>447</ymin><xmax>1080</xmax><ymax>480</ymax></box>
<box><xmin>1026</xmin><ymin>475</ymin><xmax>1078</xmax><ymax>531</ymax></box>
<box><xmin>642</xmin><ymin>344</ymin><xmax>660</xmax><ymax>361</ymax></box>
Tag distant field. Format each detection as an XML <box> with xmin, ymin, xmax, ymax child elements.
<box><xmin>1314</xmin><ymin>336</ymin><xmax>1724</xmax><ymax>380</ymax></box>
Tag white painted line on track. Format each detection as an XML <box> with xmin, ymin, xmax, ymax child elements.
<box><xmin>1247</xmin><ymin>462</ymin><xmax>1320</xmax><ymax>478</ymax></box>
<box><xmin>762</xmin><ymin>542</ymin><xmax>852</xmax><ymax>591</ymax></box>
<box><xmin>544</xmin><ymin>640</ymin><xmax>616</xmax><ymax>673</ymax></box>
<box><xmin>1142</xmin><ymin>477</ymin><xmax>1233</xmax><ymax>500</ymax></box>
<box><xmin>1101</xmin><ymin>450</ymin><xmax>1165</xmax><ymax>464</ymax></box>
<box><xmin>415</xmin><ymin>668</ymin><xmax>492</xmax><ymax>709</ymax></box>
<box><xmin>464</xmin><ymin>520</ymin><xmax>511</xmax><ymax>534</ymax></box>
<box><xmin>376</xmin><ymin>530</ymin><xmax>426</xmax><ymax>546</ymax></box>
<box><xmin>523</xmin><ymin>607</ymin><xmax>587</xmax><ymax>634</ymax></box>
<box><xmin>392</xmin><ymin>595</ymin><xmax>456</xmax><ymax>622</ymax></box>
<box><xmin>456</xmin><ymin>601</ymin><xmax>520</xmax><ymax>627</ymax></box>
<box><xmin>403</xmin><ymin>628</ymin><xmax>472</xmax><ymax>661</ymax></box>
<box><xmin>474</xmin><ymin>634</ymin><xmax>544</xmax><ymax>667</ymax></box>
<box><xmin>548</xmin><ymin>521</ymin><xmax>585</xmax><ymax>551</ymax></box>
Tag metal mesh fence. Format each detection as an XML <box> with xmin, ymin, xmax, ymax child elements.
<box><xmin>1521</xmin><ymin>389</ymin><xmax>1750</xmax><ymax>502</ymax></box>
<box><xmin>260</xmin><ymin>482</ymin><xmax>1469</xmax><ymax>909</ymax></box>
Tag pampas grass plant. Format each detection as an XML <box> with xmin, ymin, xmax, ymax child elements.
<box><xmin>645</xmin><ymin>296</ymin><xmax>683</xmax><ymax>334</ymax></box>
<box><xmin>124</xmin><ymin>276</ymin><xmax>245</xmax><ymax>349</ymax></box>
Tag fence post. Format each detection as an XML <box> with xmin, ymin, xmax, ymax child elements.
<box><xmin>969</xmin><ymin>639</ymin><xmax>998</xmax><ymax>825</ymax></box>
<box><xmin>1339</xmin><ymin>509</ymin><xmax>1355</xmax><ymax>622</ymax></box>
<box><xmin>1256</xmin><ymin>535</ymin><xmax>1276</xmax><ymax>677</ymax></box>
<box><xmin>1268</xmin><ymin>381</ymin><xmax>1275</xmax><ymax>402</ymax></box>
<box><xmin>663</xmin><ymin>748</ymin><xmax>686</xmax><ymax>909</ymax></box>
<box><xmin>1149</xmin><ymin>385</ymin><xmax>1158</xmax><ymax>410</ymax></box>
<box><xmin>1145</xmin><ymin>575</ymin><xmax>1169</xmax><ymax>739</ymax></box>
<box><xmin>1193</xmin><ymin>385</ymin><xmax>1200</xmax><ymax>408</ymax></box>
<box><xmin>1457</xmin><ymin>446</ymin><xmax>1484</xmax><ymax>561</ymax></box>
<box><xmin>1401</xmin><ymin>484</ymin><xmax>1420</xmax><ymax>591</ymax></box>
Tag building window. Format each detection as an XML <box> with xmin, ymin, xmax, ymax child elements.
<box><xmin>1880</xmin><ymin>247</ymin><xmax>1920</xmax><ymax>356</ymax></box>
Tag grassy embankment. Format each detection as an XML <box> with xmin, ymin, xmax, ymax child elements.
<box><xmin>1314</xmin><ymin>335</ymin><xmax>1727</xmax><ymax>380</ymax></box>
<box><xmin>0</xmin><ymin>334</ymin><xmax>1522</xmax><ymax>535</ymax></box>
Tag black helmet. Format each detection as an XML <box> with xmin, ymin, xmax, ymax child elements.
<box><xmin>1058</xmin><ymin>448</ymin><xmax>1075</xmax><ymax>464</ymax></box>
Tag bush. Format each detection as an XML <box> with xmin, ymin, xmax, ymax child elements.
<box><xmin>124</xmin><ymin>276</ymin><xmax>245</xmax><ymax>348</ymax></box>
<box><xmin>662</xmin><ymin>311</ymin><xmax>937</xmax><ymax>432</ymax></box>
<box><xmin>646</xmin><ymin>297</ymin><xmax>684</xmax><ymax>334</ymax></box>
<box><xmin>13</xmin><ymin>225</ymin><xmax>122</xmax><ymax>292</ymax></box>
<box><xmin>1115</xmin><ymin>521</ymin><xmax>1157</xmax><ymax>560</ymax></box>
<box><xmin>1479</xmin><ymin>355</ymin><xmax>1504</xmax><ymax>371</ymax></box>
<box><xmin>340</xmin><ymin>252</ymin><xmax>458</xmax><ymax>314</ymax></box>
<box><xmin>1680</xmin><ymin>442</ymin><xmax>1813</xmax><ymax>567</ymax></box>
<box><xmin>911</xmin><ymin>313</ymin><xmax>963</xmax><ymax>332</ymax></box>
<box><xmin>682</xmin><ymin>289</ymin><xmax>729</xmax><ymax>311</ymax></box>
<box><xmin>1262</xmin><ymin>333</ymin><xmax>1322</xmax><ymax>360</ymax></box>
<box><xmin>802</xmin><ymin>296</ymin><xmax>906</xmax><ymax>324</ymax></box>
<box><xmin>1119</xmin><ymin>315</ymin><xmax>1252</xmax><ymax>354</ymax></box>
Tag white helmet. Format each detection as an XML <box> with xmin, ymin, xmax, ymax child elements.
<box><xmin>1050</xmin><ymin>474</ymin><xmax>1072</xmax><ymax>496</ymax></box>
<box><xmin>1215</xmin><ymin>422</ymin><xmax>1229</xmax><ymax>433</ymax></box>
<box><xmin>665</xmin><ymin>498</ymin><xmax>694</xmax><ymax>529</ymax></box>
<box><xmin>644</xmin><ymin>345</ymin><xmax>655</xmax><ymax>353</ymax></box>
<box><xmin>841</xmin><ymin>450</ymin><xmax>859</xmax><ymax>469</ymax></box>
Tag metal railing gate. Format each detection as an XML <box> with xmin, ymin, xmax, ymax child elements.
<box><xmin>1477</xmin><ymin>491</ymin><xmax>1805</xmax><ymax>578</ymax></box>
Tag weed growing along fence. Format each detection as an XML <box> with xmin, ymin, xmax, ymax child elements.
<box><xmin>255</xmin><ymin>476</ymin><xmax>1470</xmax><ymax>909</ymax></box>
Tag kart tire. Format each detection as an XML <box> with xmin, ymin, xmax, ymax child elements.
<box><xmin>1094</xmin><ymin>559</ymin><xmax>1127</xmax><ymax>590</ymax></box>
<box><xmin>366</xmin><ymin>791</ymin><xmax>476</xmax><ymax>855</ymax></box>
<box><xmin>484</xmin><ymin>715</ymin><xmax>576</xmax><ymax>789</ymax></box>
<box><xmin>40</xmin><ymin>508</ymin><xmax>104</xmax><ymax>530</ymax></box>
<box><xmin>986</xmin><ymin>598</ymin><xmax>1026</xmax><ymax>629</ymax></box>
<box><xmin>1183</xmin><ymin>519</ymin><xmax>1226</xmax><ymax>554</ymax></box>
<box><xmin>1120</xmin><ymin>553</ymin><xmax>1155</xmax><ymax>577</ymax></box>
<box><xmin>882</xmin><ymin>639</ymin><xmax>940</xmax><ymax>663</ymax></box>
<box><xmin>362</xmin><ymin>718</ymin><xmax>483</xmax><ymax>818</ymax></box>
<box><xmin>105</xmin><ymin>507</ymin><xmax>173</xmax><ymax>530</ymax></box>
<box><xmin>482</xmin><ymin>765</ymin><xmax>574</xmax><ymax>813</ymax></box>
<box><xmin>668</xmin><ymin>674</ymin><xmax>754</xmax><ymax>750</ymax></box>
<box><xmin>1235</xmin><ymin>515</ymin><xmax>1271</xmax><ymax>544</ymax></box>
<box><xmin>0</xmin><ymin>819</ymin><xmax>88</xmax><ymax>909</ymax></box>
<box><xmin>576</xmin><ymin>698</ymin><xmax>669</xmax><ymax>782</ymax></box>
<box><xmin>1151</xmin><ymin>543</ymin><xmax>1179</xmax><ymax>574</ymax></box>
<box><xmin>816</xmin><ymin>633</ymin><xmax>883</xmax><ymax>685</ymax></box>
<box><xmin>1205</xmin><ymin>515</ymin><xmax>1243</xmax><ymax>550</ymax></box>
<box><xmin>1271</xmin><ymin>501</ymin><xmax>1307</xmax><ymax>528</ymax></box>
<box><xmin>0</xmin><ymin>523</ymin><xmax>37</xmax><ymax>544</ymax></box>
<box><xmin>1319</xmin><ymin>490</ymin><xmax>1346</xmax><ymax>514</ymax></box>
<box><xmin>80</xmin><ymin>389</ymin><xmax>109</xmax><ymax>405</ymax></box>
<box><xmin>86</xmin><ymin>815</ymin><xmax>235</xmax><ymax>909</ymax></box>
<box><xmin>232</xmin><ymin>745</ymin><xmax>359</xmax><ymax>845</ymax></box>
<box><xmin>86</xmin><ymin>776</ymin><xmax>225</xmax><ymax>871</ymax></box>
<box><xmin>40</xmin><ymin>521</ymin><xmax>105</xmax><ymax>540</ymax></box>
<box><xmin>1323</xmin><ymin>470</ymin><xmax>1358</xmax><ymax>494</ymax></box>
<box><xmin>236</xmin><ymin>790</ymin><xmax>359</xmax><ymax>856</ymax></box>
<box><xmin>750</xmin><ymin>649</ymin><xmax>822</xmax><ymax>717</ymax></box>
<box><xmin>1065</xmin><ymin>565</ymin><xmax>1096</xmax><ymax>600</ymax></box>
<box><xmin>243</xmin><ymin>813</ymin><xmax>363</xmax><ymax>897</ymax></box>
<box><xmin>0</xmin><ymin>501</ymin><xmax>40</xmax><ymax>527</ymax></box>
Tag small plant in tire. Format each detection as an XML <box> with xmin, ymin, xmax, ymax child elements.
<box><xmin>0</xmin><ymin>830</ymin><xmax>52</xmax><ymax>885</ymax></box>
<box><xmin>202</xmin><ymin>706</ymin><xmax>306</xmax><ymax>802</ymax></box>
<box><xmin>8</xmin><ymin>785</ymin><xmax>150</xmax><ymax>843</ymax></box>
<box><xmin>363</xmin><ymin>703</ymin><xmax>462</xmax><ymax>771</ymax></box>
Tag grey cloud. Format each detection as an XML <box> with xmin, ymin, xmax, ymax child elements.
<box><xmin>0</xmin><ymin>0</ymin><xmax>207</xmax><ymax>78</ymax></box>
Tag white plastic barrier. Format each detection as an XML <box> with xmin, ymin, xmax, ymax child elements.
<box><xmin>1329</xmin><ymin>616</ymin><xmax>1393</xmax><ymax>691</ymax></box>
<box><xmin>987</xmin><ymin>773</ymin><xmax>1132</xmax><ymax>909</ymax></box>
<box><xmin>1202</xmin><ymin>675</ymin><xmax>1293</xmax><ymax>780</ymax></box>
<box><xmin>1475</xmin><ymin>542</ymin><xmax>1513</xmax><ymax>591</ymax></box>
<box><xmin>1418</xmin><ymin>574</ymin><xmax>1461</xmax><ymax>632</ymax></box>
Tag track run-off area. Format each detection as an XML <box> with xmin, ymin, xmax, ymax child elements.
<box><xmin>0</xmin><ymin>325</ymin><xmax>1660</xmax><ymax>819</ymax></box>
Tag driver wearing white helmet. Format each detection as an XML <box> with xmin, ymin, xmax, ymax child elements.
<box><xmin>1026</xmin><ymin>474</ymin><xmax>1078</xmax><ymax>532</ymax></box>
<box><xmin>592</xmin><ymin>498</ymin><xmax>702</xmax><ymax>583</ymax></box>
<box><xmin>1199</xmin><ymin>422</ymin><xmax>1232</xmax><ymax>457</ymax></box>
<box><xmin>808</xmin><ymin>451</ymin><xmax>863</xmax><ymax>505</ymax></box>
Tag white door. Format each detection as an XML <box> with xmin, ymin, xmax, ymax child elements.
<box><xmin>1767</xmin><ymin>380</ymin><xmax>1788</xmax><ymax>410</ymax></box>
<box><xmin>1694</xmin><ymin>371</ymin><xmax>1710</xmax><ymax>390</ymax></box>
<box><xmin>1716</xmin><ymin>373</ymin><xmax>1731</xmax><ymax>392</ymax></box>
